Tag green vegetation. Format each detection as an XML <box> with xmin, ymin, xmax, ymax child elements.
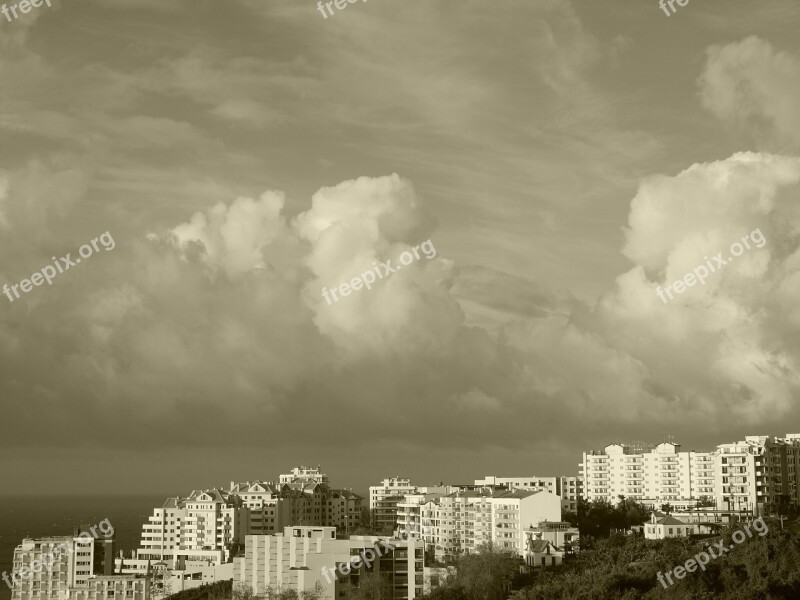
<box><xmin>233</xmin><ymin>582</ymin><xmax>325</xmax><ymax>600</ymax></box>
<box><xmin>509</xmin><ymin>518</ymin><xmax>800</xmax><ymax>599</ymax></box>
<box><xmin>166</xmin><ymin>580</ymin><xmax>232</xmax><ymax>600</ymax></box>
<box><xmin>421</xmin><ymin>544</ymin><xmax>528</xmax><ymax>600</ymax></box>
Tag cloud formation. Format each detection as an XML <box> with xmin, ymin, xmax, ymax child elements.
<box><xmin>700</xmin><ymin>36</ymin><xmax>800</xmax><ymax>147</ymax></box>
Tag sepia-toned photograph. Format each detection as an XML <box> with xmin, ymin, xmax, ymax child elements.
<box><xmin>2</xmin><ymin>1</ymin><xmax>800</xmax><ymax>599</ymax></box>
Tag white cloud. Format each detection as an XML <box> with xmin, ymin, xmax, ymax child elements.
<box><xmin>700</xmin><ymin>36</ymin><xmax>800</xmax><ymax>147</ymax></box>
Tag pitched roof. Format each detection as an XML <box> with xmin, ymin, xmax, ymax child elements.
<box><xmin>527</xmin><ymin>539</ymin><xmax>552</xmax><ymax>553</ymax></box>
<box><xmin>491</xmin><ymin>489</ymin><xmax>539</xmax><ymax>499</ymax></box>
<box><xmin>658</xmin><ymin>516</ymin><xmax>690</xmax><ymax>526</ymax></box>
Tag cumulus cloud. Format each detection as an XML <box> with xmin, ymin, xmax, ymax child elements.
<box><xmin>700</xmin><ymin>36</ymin><xmax>800</xmax><ymax>147</ymax></box>
<box><xmin>296</xmin><ymin>174</ymin><xmax>462</xmax><ymax>357</ymax></box>
<box><xmin>594</xmin><ymin>152</ymin><xmax>800</xmax><ymax>422</ymax></box>
<box><xmin>160</xmin><ymin>191</ymin><xmax>294</xmax><ymax>278</ymax></box>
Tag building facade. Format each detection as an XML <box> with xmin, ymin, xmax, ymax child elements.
<box><xmin>580</xmin><ymin>442</ymin><xmax>714</xmax><ymax>508</ymax></box>
<box><xmin>67</xmin><ymin>575</ymin><xmax>149</xmax><ymax>600</ymax></box>
<box><xmin>474</xmin><ymin>476</ymin><xmax>582</xmax><ymax>513</ymax></box>
<box><xmin>713</xmin><ymin>434</ymin><xmax>800</xmax><ymax>515</ymax></box>
<box><xmin>8</xmin><ymin>533</ymin><xmax>115</xmax><ymax>600</ymax></box>
<box><xmin>116</xmin><ymin>490</ymin><xmax>249</xmax><ymax>575</ymax></box>
<box><xmin>369</xmin><ymin>478</ymin><xmax>418</xmax><ymax>530</ymax></box>
<box><xmin>233</xmin><ymin>526</ymin><xmax>423</xmax><ymax>600</ymax></box>
<box><xmin>396</xmin><ymin>489</ymin><xmax>561</xmax><ymax>563</ymax></box>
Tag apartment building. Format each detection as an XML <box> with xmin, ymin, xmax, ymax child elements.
<box><xmin>8</xmin><ymin>533</ymin><xmax>114</xmax><ymax>600</ymax></box>
<box><xmin>116</xmin><ymin>489</ymin><xmax>249</xmax><ymax>575</ymax></box>
<box><xmin>369</xmin><ymin>478</ymin><xmax>418</xmax><ymax>530</ymax></box>
<box><xmin>279</xmin><ymin>466</ymin><xmax>329</xmax><ymax>486</ymax></box>
<box><xmin>233</xmin><ymin>526</ymin><xmax>424</xmax><ymax>600</ymax></box>
<box><xmin>369</xmin><ymin>479</ymin><xmax>451</xmax><ymax>531</ymax></box>
<box><xmin>67</xmin><ymin>576</ymin><xmax>149</xmax><ymax>600</ymax></box>
<box><xmin>327</xmin><ymin>489</ymin><xmax>365</xmax><ymax>537</ymax></box>
<box><xmin>474</xmin><ymin>476</ymin><xmax>582</xmax><ymax>512</ymax></box>
<box><xmin>713</xmin><ymin>434</ymin><xmax>800</xmax><ymax>515</ymax></box>
<box><xmin>228</xmin><ymin>481</ymin><xmax>287</xmax><ymax>535</ymax></box>
<box><xmin>397</xmin><ymin>489</ymin><xmax>561</xmax><ymax>563</ymax></box>
<box><xmin>581</xmin><ymin>442</ymin><xmax>714</xmax><ymax>508</ymax></box>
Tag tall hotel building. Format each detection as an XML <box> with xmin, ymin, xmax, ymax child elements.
<box><xmin>581</xmin><ymin>434</ymin><xmax>800</xmax><ymax>515</ymax></box>
<box><xmin>580</xmin><ymin>442</ymin><xmax>714</xmax><ymax>509</ymax></box>
<box><xmin>713</xmin><ymin>434</ymin><xmax>800</xmax><ymax>515</ymax></box>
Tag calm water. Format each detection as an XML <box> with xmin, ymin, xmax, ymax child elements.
<box><xmin>0</xmin><ymin>496</ymin><xmax>166</xmax><ymax>600</ymax></box>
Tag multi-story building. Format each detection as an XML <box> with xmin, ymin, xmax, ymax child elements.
<box><xmin>369</xmin><ymin>478</ymin><xmax>418</xmax><ymax>530</ymax></box>
<box><xmin>9</xmin><ymin>531</ymin><xmax>115</xmax><ymax>600</ymax></box>
<box><xmin>233</xmin><ymin>526</ymin><xmax>424</xmax><ymax>600</ymax></box>
<box><xmin>228</xmin><ymin>481</ymin><xmax>287</xmax><ymax>535</ymax></box>
<box><xmin>474</xmin><ymin>476</ymin><xmax>582</xmax><ymax>513</ymax></box>
<box><xmin>397</xmin><ymin>489</ymin><xmax>561</xmax><ymax>563</ymax></box>
<box><xmin>67</xmin><ymin>575</ymin><xmax>149</xmax><ymax>600</ymax></box>
<box><xmin>116</xmin><ymin>489</ymin><xmax>249</xmax><ymax>575</ymax></box>
<box><xmin>279</xmin><ymin>466</ymin><xmax>329</xmax><ymax>486</ymax></box>
<box><xmin>580</xmin><ymin>442</ymin><xmax>714</xmax><ymax>508</ymax></box>
<box><xmin>327</xmin><ymin>489</ymin><xmax>365</xmax><ymax>537</ymax></box>
<box><xmin>713</xmin><ymin>434</ymin><xmax>800</xmax><ymax>515</ymax></box>
<box><xmin>368</xmin><ymin>479</ymin><xmax>451</xmax><ymax>531</ymax></box>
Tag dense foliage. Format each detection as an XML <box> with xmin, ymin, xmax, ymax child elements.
<box><xmin>167</xmin><ymin>580</ymin><xmax>232</xmax><ymax>600</ymax></box>
<box><xmin>509</xmin><ymin>518</ymin><xmax>800</xmax><ymax>599</ymax></box>
<box><xmin>420</xmin><ymin>544</ymin><xmax>527</xmax><ymax>600</ymax></box>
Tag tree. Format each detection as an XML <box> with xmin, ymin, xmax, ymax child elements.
<box><xmin>455</xmin><ymin>544</ymin><xmax>521</xmax><ymax>600</ymax></box>
<box><xmin>344</xmin><ymin>572</ymin><xmax>392</xmax><ymax>600</ymax></box>
<box><xmin>233</xmin><ymin>584</ymin><xmax>262</xmax><ymax>600</ymax></box>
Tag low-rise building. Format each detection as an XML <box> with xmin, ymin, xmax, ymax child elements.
<box><xmin>643</xmin><ymin>514</ymin><xmax>696</xmax><ymax>540</ymax></box>
<box><xmin>523</xmin><ymin>539</ymin><xmax>562</xmax><ymax>568</ymax></box>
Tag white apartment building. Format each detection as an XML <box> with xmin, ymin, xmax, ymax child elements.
<box><xmin>8</xmin><ymin>534</ymin><xmax>110</xmax><ymax>600</ymax></box>
<box><xmin>369</xmin><ymin>479</ymin><xmax>450</xmax><ymax>531</ymax></box>
<box><xmin>581</xmin><ymin>442</ymin><xmax>714</xmax><ymax>508</ymax></box>
<box><xmin>228</xmin><ymin>481</ymin><xmax>287</xmax><ymax>535</ymax></box>
<box><xmin>369</xmin><ymin>478</ymin><xmax>418</xmax><ymax>510</ymax></box>
<box><xmin>233</xmin><ymin>526</ymin><xmax>424</xmax><ymax>600</ymax></box>
<box><xmin>67</xmin><ymin>576</ymin><xmax>149</xmax><ymax>600</ymax></box>
<box><xmin>369</xmin><ymin>478</ymin><xmax>419</xmax><ymax>531</ymax></box>
<box><xmin>116</xmin><ymin>490</ymin><xmax>248</xmax><ymax>575</ymax></box>
<box><xmin>474</xmin><ymin>476</ymin><xmax>582</xmax><ymax>512</ymax></box>
<box><xmin>279</xmin><ymin>466</ymin><xmax>329</xmax><ymax>485</ymax></box>
<box><xmin>713</xmin><ymin>434</ymin><xmax>800</xmax><ymax>515</ymax></box>
<box><xmin>397</xmin><ymin>489</ymin><xmax>561</xmax><ymax>563</ymax></box>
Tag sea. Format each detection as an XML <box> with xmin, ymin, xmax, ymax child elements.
<box><xmin>0</xmin><ymin>496</ymin><xmax>166</xmax><ymax>600</ymax></box>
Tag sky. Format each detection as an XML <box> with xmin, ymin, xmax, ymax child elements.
<box><xmin>1</xmin><ymin>0</ymin><xmax>800</xmax><ymax>497</ymax></box>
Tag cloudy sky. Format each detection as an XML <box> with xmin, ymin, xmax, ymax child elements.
<box><xmin>1</xmin><ymin>0</ymin><xmax>800</xmax><ymax>496</ymax></box>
